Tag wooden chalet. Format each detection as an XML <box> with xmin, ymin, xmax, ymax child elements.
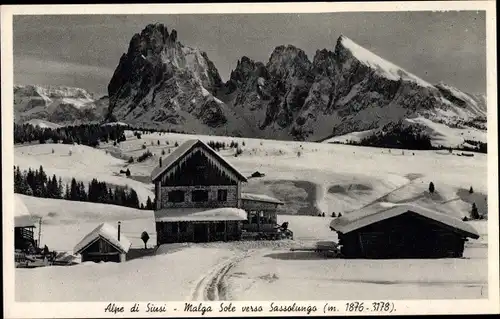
<box><xmin>330</xmin><ymin>204</ymin><xmax>480</xmax><ymax>259</ymax></box>
<box><xmin>15</xmin><ymin>195</ymin><xmax>37</xmax><ymax>252</ymax></box>
<box><xmin>74</xmin><ymin>222</ymin><xmax>131</xmax><ymax>263</ymax></box>
<box><xmin>150</xmin><ymin>139</ymin><xmax>285</xmax><ymax>245</ymax></box>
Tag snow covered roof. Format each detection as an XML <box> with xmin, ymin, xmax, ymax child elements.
<box><xmin>241</xmin><ymin>193</ymin><xmax>284</xmax><ymax>205</ymax></box>
<box><xmin>15</xmin><ymin>195</ymin><xmax>36</xmax><ymax>228</ymax></box>
<box><xmin>330</xmin><ymin>203</ymin><xmax>480</xmax><ymax>239</ymax></box>
<box><xmin>150</xmin><ymin>139</ymin><xmax>247</xmax><ymax>182</ymax></box>
<box><xmin>73</xmin><ymin>223</ymin><xmax>131</xmax><ymax>254</ymax></box>
<box><xmin>155</xmin><ymin>207</ymin><xmax>248</xmax><ymax>222</ymax></box>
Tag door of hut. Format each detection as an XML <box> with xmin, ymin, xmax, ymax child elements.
<box><xmin>193</xmin><ymin>223</ymin><xmax>209</xmax><ymax>243</ymax></box>
<box><xmin>208</xmin><ymin>223</ymin><xmax>217</xmax><ymax>241</ymax></box>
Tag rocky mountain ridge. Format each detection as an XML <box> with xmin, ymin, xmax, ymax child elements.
<box><xmin>16</xmin><ymin>24</ymin><xmax>486</xmax><ymax>148</ymax></box>
<box><xmin>224</xmin><ymin>35</ymin><xmax>486</xmax><ymax>141</ymax></box>
<box><xmin>105</xmin><ymin>23</ymin><xmax>253</xmax><ymax>136</ymax></box>
<box><xmin>14</xmin><ymin>84</ymin><xmax>108</xmax><ymax>125</ymax></box>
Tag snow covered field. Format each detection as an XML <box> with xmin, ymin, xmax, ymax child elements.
<box><xmin>16</xmin><ymin>211</ymin><xmax>488</xmax><ymax>301</ymax></box>
<box><xmin>100</xmin><ymin>130</ymin><xmax>487</xmax><ymax>216</ymax></box>
<box><xmin>324</xmin><ymin>116</ymin><xmax>487</xmax><ymax>149</ymax></box>
<box><xmin>14</xmin><ymin>131</ymin><xmax>488</xmax><ymax>301</ymax></box>
<box><xmin>15</xmin><ymin>143</ymin><xmax>154</xmax><ymax>204</ymax></box>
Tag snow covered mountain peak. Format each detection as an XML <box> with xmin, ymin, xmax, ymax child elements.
<box><xmin>14</xmin><ymin>84</ymin><xmax>108</xmax><ymax>125</ymax></box>
<box><xmin>15</xmin><ymin>84</ymin><xmax>94</xmax><ymax>102</ymax></box>
<box><xmin>105</xmin><ymin>23</ymin><xmax>250</xmax><ymax>134</ymax></box>
<box><xmin>336</xmin><ymin>35</ymin><xmax>433</xmax><ymax>88</ymax></box>
<box><xmin>102</xmin><ymin>27</ymin><xmax>486</xmax><ymax>143</ymax></box>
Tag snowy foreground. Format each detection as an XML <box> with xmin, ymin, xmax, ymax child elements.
<box><xmin>15</xmin><ymin>131</ymin><xmax>488</xmax><ymax>301</ymax></box>
<box><xmin>16</xmin><ymin>210</ymin><xmax>487</xmax><ymax>301</ymax></box>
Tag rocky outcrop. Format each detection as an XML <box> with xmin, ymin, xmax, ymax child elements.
<box><xmin>226</xmin><ymin>35</ymin><xmax>486</xmax><ymax>141</ymax></box>
<box><xmin>104</xmin><ymin>26</ymin><xmax>485</xmax><ymax>142</ymax></box>
<box><xmin>13</xmin><ymin>85</ymin><xmax>106</xmax><ymax>124</ymax></box>
<box><xmin>106</xmin><ymin>23</ymin><xmax>251</xmax><ymax>135</ymax></box>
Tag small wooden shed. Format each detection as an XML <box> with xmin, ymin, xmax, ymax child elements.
<box><xmin>74</xmin><ymin>222</ymin><xmax>131</xmax><ymax>263</ymax></box>
<box><xmin>330</xmin><ymin>204</ymin><xmax>480</xmax><ymax>259</ymax></box>
<box><xmin>14</xmin><ymin>195</ymin><xmax>37</xmax><ymax>251</ymax></box>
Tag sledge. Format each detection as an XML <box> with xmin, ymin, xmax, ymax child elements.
<box><xmin>290</xmin><ymin>241</ymin><xmax>342</xmax><ymax>258</ymax></box>
<box><xmin>241</xmin><ymin>222</ymin><xmax>294</xmax><ymax>241</ymax></box>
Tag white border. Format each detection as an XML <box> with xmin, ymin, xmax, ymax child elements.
<box><xmin>2</xmin><ymin>2</ymin><xmax>498</xmax><ymax>317</ymax></box>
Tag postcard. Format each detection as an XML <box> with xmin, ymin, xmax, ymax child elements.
<box><xmin>2</xmin><ymin>2</ymin><xmax>498</xmax><ymax>317</ymax></box>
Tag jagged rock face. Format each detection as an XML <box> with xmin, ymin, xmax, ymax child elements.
<box><xmin>13</xmin><ymin>85</ymin><xmax>106</xmax><ymax>125</ymax></box>
<box><xmin>106</xmin><ymin>23</ymin><xmax>248</xmax><ymax>134</ymax></box>
<box><xmin>105</xmin><ymin>27</ymin><xmax>485</xmax><ymax>142</ymax></box>
<box><xmin>226</xmin><ymin>35</ymin><xmax>486</xmax><ymax>141</ymax></box>
<box><xmin>226</xmin><ymin>46</ymin><xmax>315</xmax><ymax>137</ymax></box>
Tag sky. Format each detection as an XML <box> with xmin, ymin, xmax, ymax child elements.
<box><xmin>13</xmin><ymin>11</ymin><xmax>486</xmax><ymax>97</ymax></box>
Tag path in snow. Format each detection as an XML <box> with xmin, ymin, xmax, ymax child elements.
<box><xmin>189</xmin><ymin>250</ymin><xmax>256</xmax><ymax>301</ymax></box>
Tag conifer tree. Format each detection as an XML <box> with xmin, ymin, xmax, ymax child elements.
<box><xmin>428</xmin><ymin>182</ymin><xmax>435</xmax><ymax>194</ymax></box>
<box><xmin>57</xmin><ymin>178</ymin><xmax>63</xmax><ymax>199</ymax></box>
<box><xmin>471</xmin><ymin>203</ymin><xmax>479</xmax><ymax>220</ymax></box>
<box><xmin>14</xmin><ymin>166</ymin><xmax>23</xmax><ymax>193</ymax></box>
<box><xmin>128</xmin><ymin>189</ymin><xmax>140</xmax><ymax>208</ymax></box>
<box><xmin>70</xmin><ymin>178</ymin><xmax>78</xmax><ymax>200</ymax></box>
<box><xmin>65</xmin><ymin>183</ymin><xmax>71</xmax><ymax>200</ymax></box>
<box><xmin>146</xmin><ymin>196</ymin><xmax>153</xmax><ymax>210</ymax></box>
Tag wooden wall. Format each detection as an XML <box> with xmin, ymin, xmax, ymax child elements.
<box><xmin>80</xmin><ymin>238</ymin><xmax>125</xmax><ymax>263</ymax></box>
<box><xmin>156</xmin><ymin>221</ymin><xmax>242</xmax><ymax>245</ymax></box>
<box><xmin>242</xmin><ymin>200</ymin><xmax>279</xmax><ymax>211</ymax></box>
<box><xmin>338</xmin><ymin>212</ymin><xmax>467</xmax><ymax>259</ymax></box>
<box><xmin>14</xmin><ymin>227</ymin><xmax>35</xmax><ymax>251</ymax></box>
<box><xmin>158</xmin><ymin>148</ymin><xmax>239</xmax><ymax>187</ymax></box>
<box><xmin>154</xmin><ymin>146</ymin><xmax>244</xmax><ymax>210</ymax></box>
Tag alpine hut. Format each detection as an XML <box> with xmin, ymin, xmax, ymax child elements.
<box><xmin>330</xmin><ymin>203</ymin><xmax>480</xmax><ymax>259</ymax></box>
<box><xmin>73</xmin><ymin>222</ymin><xmax>131</xmax><ymax>263</ymax></box>
<box><xmin>15</xmin><ymin>195</ymin><xmax>37</xmax><ymax>252</ymax></box>
<box><xmin>151</xmin><ymin>139</ymin><xmax>285</xmax><ymax>245</ymax></box>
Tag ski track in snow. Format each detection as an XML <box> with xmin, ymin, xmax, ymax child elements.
<box><xmin>189</xmin><ymin>250</ymin><xmax>255</xmax><ymax>301</ymax></box>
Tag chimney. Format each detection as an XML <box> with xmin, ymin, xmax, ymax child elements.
<box><xmin>118</xmin><ymin>221</ymin><xmax>121</xmax><ymax>241</ymax></box>
<box><xmin>159</xmin><ymin>157</ymin><xmax>162</xmax><ymax>167</ymax></box>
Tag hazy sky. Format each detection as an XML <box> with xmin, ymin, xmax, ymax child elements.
<box><xmin>13</xmin><ymin>11</ymin><xmax>486</xmax><ymax>97</ymax></box>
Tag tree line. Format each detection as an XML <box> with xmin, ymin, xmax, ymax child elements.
<box><xmin>462</xmin><ymin>140</ymin><xmax>487</xmax><ymax>154</ymax></box>
<box><xmin>14</xmin><ymin>165</ymin><xmax>155</xmax><ymax>210</ymax></box>
<box><xmin>328</xmin><ymin>122</ymin><xmax>487</xmax><ymax>154</ymax></box>
<box><xmin>14</xmin><ymin>123</ymin><xmax>127</xmax><ymax>147</ymax></box>
<box><xmin>126</xmin><ymin>124</ymin><xmax>187</xmax><ymax>135</ymax></box>
<box><xmin>358</xmin><ymin>122</ymin><xmax>433</xmax><ymax>150</ymax></box>
<box><xmin>207</xmin><ymin>140</ymin><xmax>243</xmax><ymax>151</ymax></box>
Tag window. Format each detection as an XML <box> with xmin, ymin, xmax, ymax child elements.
<box><xmin>168</xmin><ymin>190</ymin><xmax>185</xmax><ymax>203</ymax></box>
<box><xmin>170</xmin><ymin>222</ymin><xmax>188</xmax><ymax>233</ymax></box>
<box><xmin>217</xmin><ymin>189</ymin><xmax>228</xmax><ymax>202</ymax></box>
<box><xmin>192</xmin><ymin>190</ymin><xmax>209</xmax><ymax>202</ymax></box>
